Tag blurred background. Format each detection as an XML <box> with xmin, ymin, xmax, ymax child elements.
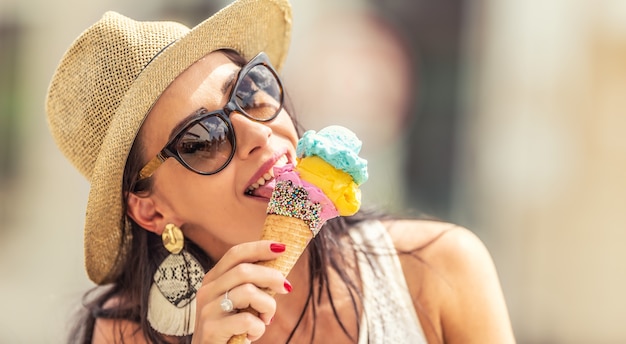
<box><xmin>1</xmin><ymin>0</ymin><xmax>625</xmax><ymax>342</ymax></box>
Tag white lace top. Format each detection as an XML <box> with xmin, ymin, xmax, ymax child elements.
<box><xmin>350</xmin><ymin>221</ymin><xmax>427</xmax><ymax>343</ymax></box>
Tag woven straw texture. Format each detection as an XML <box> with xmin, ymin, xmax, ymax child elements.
<box><xmin>228</xmin><ymin>214</ymin><xmax>312</xmax><ymax>344</ymax></box>
<box><xmin>46</xmin><ymin>0</ymin><xmax>292</xmax><ymax>284</ymax></box>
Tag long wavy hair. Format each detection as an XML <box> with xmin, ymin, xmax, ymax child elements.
<box><xmin>69</xmin><ymin>50</ymin><xmax>380</xmax><ymax>343</ymax></box>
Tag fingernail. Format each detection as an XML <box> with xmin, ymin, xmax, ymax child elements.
<box><xmin>284</xmin><ymin>280</ymin><xmax>293</xmax><ymax>293</ymax></box>
<box><xmin>270</xmin><ymin>243</ymin><xmax>286</xmax><ymax>253</ymax></box>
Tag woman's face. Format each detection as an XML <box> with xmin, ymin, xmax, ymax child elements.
<box><xmin>136</xmin><ymin>51</ymin><xmax>298</xmax><ymax>260</ymax></box>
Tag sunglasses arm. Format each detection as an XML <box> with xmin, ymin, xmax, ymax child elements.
<box><xmin>137</xmin><ymin>152</ymin><xmax>167</xmax><ymax>180</ymax></box>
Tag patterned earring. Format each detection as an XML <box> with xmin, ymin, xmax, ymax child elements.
<box><xmin>147</xmin><ymin>223</ymin><xmax>204</xmax><ymax>336</ymax></box>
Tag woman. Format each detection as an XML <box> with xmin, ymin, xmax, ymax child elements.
<box><xmin>46</xmin><ymin>0</ymin><xmax>515</xmax><ymax>343</ymax></box>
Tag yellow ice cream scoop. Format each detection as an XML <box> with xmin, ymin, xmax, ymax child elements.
<box><xmin>296</xmin><ymin>156</ymin><xmax>361</xmax><ymax>216</ymax></box>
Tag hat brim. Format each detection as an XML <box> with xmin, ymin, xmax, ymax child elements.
<box><xmin>84</xmin><ymin>0</ymin><xmax>292</xmax><ymax>284</ymax></box>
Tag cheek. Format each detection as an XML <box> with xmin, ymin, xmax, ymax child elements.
<box><xmin>162</xmin><ymin>171</ymin><xmax>266</xmax><ymax>251</ymax></box>
<box><xmin>273</xmin><ymin>111</ymin><xmax>299</xmax><ymax>144</ymax></box>
<box><xmin>154</xmin><ymin>165</ymin><xmax>232</xmax><ymax>224</ymax></box>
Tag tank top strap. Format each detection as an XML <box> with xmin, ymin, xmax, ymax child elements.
<box><xmin>349</xmin><ymin>220</ymin><xmax>427</xmax><ymax>344</ymax></box>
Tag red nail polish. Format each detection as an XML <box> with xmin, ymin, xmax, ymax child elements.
<box><xmin>270</xmin><ymin>243</ymin><xmax>286</xmax><ymax>253</ymax></box>
<box><xmin>284</xmin><ymin>280</ymin><xmax>293</xmax><ymax>293</ymax></box>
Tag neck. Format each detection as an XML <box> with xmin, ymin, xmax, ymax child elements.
<box><xmin>277</xmin><ymin>248</ymin><xmax>312</xmax><ymax>324</ymax></box>
<box><xmin>256</xmin><ymin>244</ymin><xmax>362</xmax><ymax>344</ymax></box>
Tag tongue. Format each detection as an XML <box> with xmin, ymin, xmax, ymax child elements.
<box><xmin>251</xmin><ymin>179</ymin><xmax>276</xmax><ymax>199</ymax></box>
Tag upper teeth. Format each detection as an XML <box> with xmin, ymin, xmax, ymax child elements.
<box><xmin>246</xmin><ymin>155</ymin><xmax>288</xmax><ymax>193</ymax></box>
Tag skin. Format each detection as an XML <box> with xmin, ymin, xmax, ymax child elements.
<box><xmin>93</xmin><ymin>51</ymin><xmax>516</xmax><ymax>343</ymax></box>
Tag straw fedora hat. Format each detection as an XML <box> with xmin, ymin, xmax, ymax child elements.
<box><xmin>46</xmin><ymin>0</ymin><xmax>292</xmax><ymax>284</ymax></box>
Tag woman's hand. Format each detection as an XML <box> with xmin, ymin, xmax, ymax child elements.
<box><xmin>191</xmin><ymin>240</ymin><xmax>291</xmax><ymax>343</ymax></box>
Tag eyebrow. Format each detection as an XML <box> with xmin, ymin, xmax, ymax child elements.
<box><xmin>221</xmin><ymin>71</ymin><xmax>237</xmax><ymax>95</ymax></box>
<box><xmin>167</xmin><ymin>69</ymin><xmax>238</xmax><ymax>141</ymax></box>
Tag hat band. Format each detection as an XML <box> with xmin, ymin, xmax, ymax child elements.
<box><xmin>143</xmin><ymin>40</ymin><xmax>178</xmax><ymax>71</ymax></box>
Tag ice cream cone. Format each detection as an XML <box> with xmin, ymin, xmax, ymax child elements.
<box><xmin>257</xmin><ymin>214</ymin><xmax>313</xmax><ymax>276</ymax></box>
<box><xmin>228</xmin><ymin>331</ymin><xmax>250</xmax><ymax>343</ymax></box>
<box><xmin>227</xmin><ymin>215</ymin><xmax>312</xmax><ymax>344</ymax></box>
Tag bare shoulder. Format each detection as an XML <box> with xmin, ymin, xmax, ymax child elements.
<box><xmin>92</xmin><ymin>318</ymin><xmax>148</xmax><ymax>344</ymax></box>
<box><xmin>384</xmin><ymin>219</ymin><xmax>492</xmax><ymax>273</ymax></box>
<box><xmin>383</xmin><ymin>219</ymin><xmax>515</xmax><ymax>343</ymax></box>
<box><xmin>91</xmin><ymin>298</ymin><xmax>149</xmax><ymax>344</ymax></box>
<box><xmin>384</xmin><ymin>219</ymin><xmax>471</xmax><ymax>253</ymax></box>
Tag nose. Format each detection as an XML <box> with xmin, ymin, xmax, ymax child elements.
<box><xmin>231</xmin><ymin>112</ymin><xmax>272</xmax><ymax>159</ymax></box>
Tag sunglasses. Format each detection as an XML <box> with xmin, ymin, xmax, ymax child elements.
<box><xmin>137</xmin><ymin>52</ymin><xmax>284</xmax><ymax>181</ymax></box>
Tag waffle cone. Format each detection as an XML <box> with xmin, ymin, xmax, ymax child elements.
<box><xmin>227</xmin><ymin>214</ymin><xmax>313</xmax><ymax>344</ymax></box>
<box><xmin>256</xmin><ymin>214</ymin><xmax>313</xmax><ymax>276</ymax></box>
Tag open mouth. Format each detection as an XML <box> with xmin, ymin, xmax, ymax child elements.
<box><xmin>245</xmin><ymin>155</ymin><xmax>289</xmax><ymax>197</ymax></box>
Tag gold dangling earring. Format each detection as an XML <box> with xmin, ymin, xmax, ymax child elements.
<box><xmin>162</xmin><ymin>223</ymin><xmax>184</xmax><ymax>254</ymax></box>
<box><xmin>147</xmin><ymin>224</ymin><xmax>204</xmax><ymax>336</ymax></box>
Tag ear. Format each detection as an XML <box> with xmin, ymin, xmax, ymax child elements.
<box><xmin>126</xmin><ymin>192</ymin><xmax>165</xmax><ymax>235</ymax></box>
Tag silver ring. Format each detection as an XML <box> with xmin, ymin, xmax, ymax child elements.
<box><xmin>220</xmin><ymin>290</ymin><xmax>234</xmax><ymax>313</ymax></box>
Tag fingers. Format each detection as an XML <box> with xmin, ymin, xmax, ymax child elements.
<box><xmin>224</xmin><ymin>312</ymin><xmax>267</xmax><ymax>342</ymax></box>
<box><xmin>193</xmin><ymin>312</ymin><xmax>263</xmax><ymax>343</ymax></box>
<box><xmin>204</xmin><ymin>240</ymin><xmax>286</xmax><ymax>283</ymax></box>
<box><xmin>227</xmin><ymin>283</ymin><xmax>278</xmax><ymax>324</ymax></box>
<box><xmin>201</xmin><ymin>240</ymin><xmax>291</xmax><ymax>300</ymax></box>
<box><xmin>221</xmin><ymin>262</ymin><xmax>291</xmax><ymax>296</ymax></box>
<box><xmin>194</xmin><ymin>310</ymin><xmax>265</xmax><ymax>343</ymax></box>
<box><xmin>192</xmin><ymin>241</ymin><xmax>291</xmax><ymax>342</ymax></box>
<box><xmin>198</xmin><ymin>257</ymin><xmax>292</xmax><ymax>323</ymax></box>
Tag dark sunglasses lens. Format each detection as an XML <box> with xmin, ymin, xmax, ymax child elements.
<box><xmin>235</xmin><ymin>64</ymin><xmax>282</xmax><ymax>120</ymax></box>
<box><xmin>176</xmin><ymin>116</ymin><xmax>233</xmax><ymax>174</ymax></box>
